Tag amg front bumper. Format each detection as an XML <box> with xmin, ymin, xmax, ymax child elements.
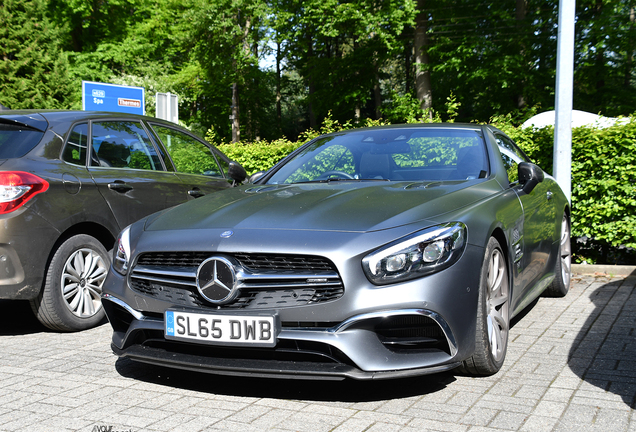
<box><xmin>103</xmin><ymin>294</ymin><xmax>463</xmax><ymax>380</ymax></box>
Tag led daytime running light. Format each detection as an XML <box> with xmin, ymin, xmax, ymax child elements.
<box><xmin>362</xmin><ymin>222</ymin><xmax>467</xmax><ymax>285</ymax></box>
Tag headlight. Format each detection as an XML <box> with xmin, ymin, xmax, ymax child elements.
<box><xmin>113</xmin><ymin>225</ymin><xmax>132</xmax><ymax>276</ymax></box>
<box><xmin>362</xmin><ymin>222</ymin><xmax>467</xmax><ymax>285</ymax></box>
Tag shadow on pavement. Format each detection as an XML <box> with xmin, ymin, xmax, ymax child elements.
<box><xmin>115</xmin><ymin>357</ymin><xmax>456</xmax><ymax>402</ymax></box>
<box><xmin>0</xmin><ymin>299</ymin><xmax>48</xmax><ymax>335</ymax></box>
<box><xmin>568</xmin><ymin>272</ymin><xmax>636</xmax><ymax>408</ymax></box>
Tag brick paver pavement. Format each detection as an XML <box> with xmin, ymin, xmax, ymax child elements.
<box><xmin>1</xmin><ymin>272</ymin><xmax>635</xmax><ymax>432</ymax></box>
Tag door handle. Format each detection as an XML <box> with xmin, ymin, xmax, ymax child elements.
<box><xmin>546</xmin><ymin>191</ymin><xmax>553</xmax><ymax>201</ymax></box>
<box><xmin>188</xmin><ymin>189</ymin><xmax>205</xmax><ymax>198</ymax></box>
<box><xmin>108</xmin><ymin>182</ymin><xmax>133</xmax><ymax>193</ymax></box>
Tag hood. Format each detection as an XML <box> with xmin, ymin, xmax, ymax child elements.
<box><xmin>146</xmin><ymin>179</ymin><xmax>501</xmax><ymax>233</ymax></box>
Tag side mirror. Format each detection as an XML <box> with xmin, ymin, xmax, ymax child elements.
<box><xmin>228</xmin><ymin>161</ymin><xmax>247</xmax><ymax>184</ymax></box>
<box><xmin>518</xmin><ymin>162</ymin><xmax>544</xmax><ymax>194</ymax></box>
<box><xmin>248</xmin><ymin>171</ymin><xmax>266</xmax><ymax>183</ymax></box>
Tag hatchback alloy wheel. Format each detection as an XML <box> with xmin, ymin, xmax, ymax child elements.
<box><xmin>30</xmin><ymin>234</ymin><xmax>110</xmax><ymax>331</ymax></box>
<box><xmin>61</xmin><ymin>248</ymin><xmax>107</xmax><ymax>318</ymax></box>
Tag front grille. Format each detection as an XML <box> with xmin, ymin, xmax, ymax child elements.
<box><xmin>234</xmin><ymin>253</ymin><xmax>334</xmax><ymax>272</ymax></box>
<box><xmin>135</xmin><ymin>252</ymin><xmax>337</xmax><ymax>273</ymax></box>
<box><xmin>129</xmin><ymin>252</ymin><xmax>344</xmax><ymax>309</ymax></box>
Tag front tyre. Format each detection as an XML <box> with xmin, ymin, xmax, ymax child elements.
<box><xmin>30</xmin><ymin>234</ymin><xmax>110</xmax><ymax>331</ymax></box>
<box><xmin>460</xmin><ymin>237</ymin><xmax>510</xmax><ymax>376</ymax></box>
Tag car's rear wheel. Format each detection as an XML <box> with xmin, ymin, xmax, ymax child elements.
<box><xmin>544</xmin><ymin>214</ymin><xmax>571</xmax><ymax>297</ymax></box>
<box><xmin>460</xmin><ymin>237</ymin><xmax>510</xmax><ymax>376</ymax></box>
<box><xmin>30</xmin><ymin>234</ymin><xmax>110</xmax><ymax>331</ymax></box>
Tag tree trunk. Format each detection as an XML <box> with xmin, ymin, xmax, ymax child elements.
<box><xmin>276</xmin><ymin>41</ymin><xmax>282</xmax><ymax>136</ymax></box>
<box><xmin>594</xmin><ymin>1</ymin><xmax>605</xmax><ymax>95</ymax></box>
<box><xmin>515</xmin><ymin>0</ymin><xmax>528</xmax><ymax>109</ymax></box>
<box><xmin>414</xmin><ymin>0</ymin><xmax>432</xmax><ymax>118</ymax></box>
<box><xmin>231</xmin><ymin>81</ymin><xmax>240</xmax><ymax>143</ymax></box>
<box><xmin>405</xmin><ymin>35</ymin><xmax>412</xmax><ymax>95</ymax></box>
<box><xmin>626</xmin><ymin>7</ymin><xmax>635</xmax><ymax>89</ymax></box>
<box><xmin>374</xmin><ymin>72</ymin><xmax>382</xmax><ymax>119</ymax></box>
<box><xmin>307</xmin><ymin>34</ymin><xmax>317</xmax><ymax>128</ymax></box>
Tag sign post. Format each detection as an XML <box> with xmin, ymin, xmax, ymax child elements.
<box><xmin>82</xmin><ymin>81</ymin><xmax>145</xmax><ymax>115</ymax></box>
<box><xmin>156</xmin><ymin>92</ymin><xmax>179</xmax><ymax>124</ymax></box>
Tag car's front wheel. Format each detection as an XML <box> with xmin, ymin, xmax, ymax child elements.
<box><xmin>460</xmin><ymin>237</ymin><xmax>510</xmax><ymax>376</ymax></box>
<box><xmin>30</xmin><ymin>234</ymin><xmax>110</xmax><ymax>331</ymax></box>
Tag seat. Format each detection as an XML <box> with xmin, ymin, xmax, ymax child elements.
<box><xmin>96</xmin><ymin>138</ymin><xmax>131</xmax><ymax>168</ymax></box>
<box><xmin>456</xmin><ymin>146</ymin><xmax>487</xmax><ymax>179</ymax></box>
<box><xmin>360</xmin><ymin>153</ymin><xmax>391</xmax><ymax>179</ymax></box>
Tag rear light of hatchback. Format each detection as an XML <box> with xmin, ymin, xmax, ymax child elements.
<box><xmin>0</xmin><ymin>171</ymin><xmax>49</xmax><ymax>214</ymax></box>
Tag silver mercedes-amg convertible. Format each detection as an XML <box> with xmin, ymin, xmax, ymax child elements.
<box><xmin>102</xmin><ymin>123</ymin><xmax>571</xmax><ymax>380</ymax></box>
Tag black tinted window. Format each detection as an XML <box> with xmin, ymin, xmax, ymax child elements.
<box><xmin>0</xmin><ymin>124</ymin><xmax>44</xmax><ymax>158</ymax></box>
<box><xmin>62</xmin><ymin>123</ymin><xmax>88</xmax><ymax>165</ymax></box>
<box><xmin>151</xmin><ymin>124</ymin><xmax>224</xmax><ymax>177</ymax></box>
<box><xmin>91</xmin><ymin>121</ymin><xmax>164</xmax><ymax>171</ymax></box>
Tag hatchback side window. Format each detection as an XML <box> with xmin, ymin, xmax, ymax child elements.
<box><xmin>495</xmin><ymin>134</ymin><xmax>527</xmax><ymax>185</ymax></box>
<box><xmin>91</xmin><ymin>121</ymin><xmax>163</xmax><ymax>171</ymax></box>
<box><xmin>150</xmin><ymin>124</ymin><xmax>224</xmax><ymax>177</ymax></box>
<box><xmin>62</xmin><ymin>123</ymin><xmax>88</xmax><ymax>165</ymax></box>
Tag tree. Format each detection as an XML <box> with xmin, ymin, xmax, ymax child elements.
<box><xmin>0</xmin><ymin>0</ymin><xmax>74</xmax><ymax>109</ymax></box>
<box><xmin>574</xmin><ymin>0</ymin><xmax>636</xmax><ymax>116</ymax></box>
<box><xmin>276</xmin><ymin>0</ymin><xmax>416</xmax><ymax>127</ymax></box>
<box><xmin>191</xmin><ymin>0</ymin><xmax>269</xmax><ymax>142</ymax></box>
<box><xmin>414</xmin><ymin>0</ymin><xmax>432</xmax><ymax>116</ymax></box>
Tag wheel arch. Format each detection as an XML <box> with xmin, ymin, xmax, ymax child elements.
<box><xmin>489</xmin><ymin>226</ymin><xmax>515</xmax><ymax>304</ymax></box>
<box><xmin>43</xmin><ymin>222</ymin><xmax>117</xmax><ymax>282</ymax></box>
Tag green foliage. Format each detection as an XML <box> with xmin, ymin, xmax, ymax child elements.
<box><xmin>505</xmin><ymin>117</ymin><xmax>636</xmax><ymax>251</ymax></box>
<box><xmin>275</xmin><ymin>0</ymin><xmax>417</xmax><ymax>125</ymax></box>
<box><xmin>445</xmin><ymin>92</ymin><xmax>461</xmax><ymax>123</ymax></box>
<box><xmin>0</xmin><ymin>0</ymin><xmax>74</xmax><ymax>109</ymax></box>
<box><xmin>570</xmin><ymin>119</ymin><xmax>636</xmax><ymax>249</ymax></box>
<box><xmin>216</xmin><ymin>139</ymin><xmax>300</xmax><ymax>175</ymax></box>
<box><xmin>382</xmin><ymin>92</ymin><xmax>425</xmax><ymax>123</ymax></box>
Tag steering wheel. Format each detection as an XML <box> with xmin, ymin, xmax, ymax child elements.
<box><xmin>317</xmin><ymin>171</ymin><xmax>355</xmax><ymax>180</ymax></box>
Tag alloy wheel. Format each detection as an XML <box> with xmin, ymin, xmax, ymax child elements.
<box><xmin>486</xmin><ymin>248</ymin><xmax>509</xmax><ymax>363</ymax></box>
<box><xmin>61</xmin><ymin>248</ymin><xmax>107</xmax><ymax>318</ymax></box>
<box><xmin>560</xmin><ymin>217</ymin><xmax>572</xmax><ymax>288</ymax></box>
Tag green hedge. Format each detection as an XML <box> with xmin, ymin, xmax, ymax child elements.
<box><xmin>216</xmin><ymin>139</ymin><xmax>300</xmax><ymax>176</ymax></box>
<box><xmin>208</xmin><ymin>115</ymin><xmax>636</xmax><ymax>261</ymax></box>
<box><xmin>495</xmin><ymin>117</ymin><xmax>636</xmax><ymax>252</ymax></box>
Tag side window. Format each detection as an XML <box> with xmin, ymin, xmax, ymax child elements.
<box><xmin>91</xmin><ymin>121</ymin><xmax>163</xmax><ymax>171</ymax></box>
<box><xmin>62</xmin><ymin>123</ymin><xmax>88</xmax><ymax>165</ymax></box>
<box><xmin>151</xmin><ymin>124</ymin><xmax>224</xmax><ymax>177</ymax></box>
<box><xmin>495</xmin><ymin>134</ymin><xmax>526</xmax><ymax>185</ymax></box>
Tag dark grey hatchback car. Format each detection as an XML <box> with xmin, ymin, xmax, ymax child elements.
<box><xmin>0</xmin><ymin>110</ymin><xmax>246</xmax><ymax>331</ymax></box>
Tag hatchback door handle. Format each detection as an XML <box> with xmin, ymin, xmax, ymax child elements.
<box><xmin>188</xmin><ymin>189</ymin><xmax>205</xmax><ymax>198</ymax></box>
<box><xmin>108</xmin><ymin>182</ymin><xmax>133</xmax><ymax>193</ymax></box>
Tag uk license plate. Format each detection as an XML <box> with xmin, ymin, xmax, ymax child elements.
<box><xmin>164</xmin><ymin>310</ymin><xmax>277</xmax><ymax>347</ymax></box>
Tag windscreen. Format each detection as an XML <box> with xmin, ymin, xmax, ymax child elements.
<box><xmin>266</xmin><ymin>128</ymin><xmax>488</xmax><ymax>184</ymax></box>
<box><xmin>0</xmin><ymin>124</ymin><xmax>45</xmax><ymax>159</ymax></box>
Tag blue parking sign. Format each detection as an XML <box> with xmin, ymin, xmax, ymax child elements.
<box><xmin>82</xmin><ymin>81</ymin><xmax>145</xmax><ymax>115</ymax></box>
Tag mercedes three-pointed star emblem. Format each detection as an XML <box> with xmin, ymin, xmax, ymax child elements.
<box><xmin>196</xmin><ymin>256</ymin><xmax>238</xmax><ymax>304</ymax></box>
